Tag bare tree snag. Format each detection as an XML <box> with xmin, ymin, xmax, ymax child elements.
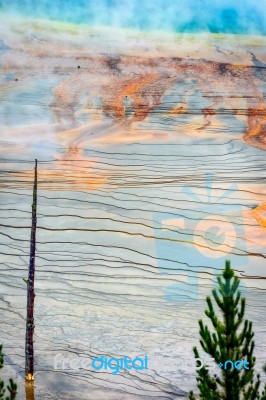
<box><xmin>25</xmin><ymin>159</ymin><xmax>38</xmax><ymax>382</ymax></box>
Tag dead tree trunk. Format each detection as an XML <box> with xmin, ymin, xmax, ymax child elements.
<box><xmin>25</xmin><ymin>381</ymin><xmax>35</xmax><ymax>400</ymax></box>
<box><xmin>25</xmin><ymin>159</ymin><xmax>38</xmax><ymax>382</ymax></box>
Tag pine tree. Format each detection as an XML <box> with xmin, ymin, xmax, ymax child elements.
<box><xmin>0</xmin><ymin>344</ymin><xmax>17</xmax><ymax>400</ymax></box>
<box><xmin>189</xmin><ymin>260</ymin><xmax>265</xmax><ymax>400</ymax></box>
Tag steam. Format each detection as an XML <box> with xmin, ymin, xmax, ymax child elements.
<box><xmin>0</xmin><ymin>0</ymin><xmax>266</xmax><ymax>35</ymax></box>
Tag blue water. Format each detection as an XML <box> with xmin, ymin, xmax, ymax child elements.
<box><xmin>0</xmin><ymin>0</ymin><xmax>266</xmax><ymax>34</ymax></box>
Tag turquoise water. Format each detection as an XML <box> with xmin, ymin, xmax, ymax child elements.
<box><xmin>0</xmin><ymin>0</ymin><xmax>266</xmax><ymax>34</ymax></box>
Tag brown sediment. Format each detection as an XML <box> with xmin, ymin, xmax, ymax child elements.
<box><xmin>15</xmin><ymin>146</ymin><xmax>107</xmax><ymax>191</ymax></box>
<box><xmin>1</xmin><ymin>24</ymin><xmax>266</xmax><ymax>168</ymax></box>
<box><xmin>169</xmin><ymin>103</ymin><xmax>188</xmax><ymax>114</ymax></box>
<box><xmin>3</xmin><ymin>52</ymin><xmax>266</xmax><ymax>153</ymax></box>
<box><xmin>197</xmin><ymin>107</ymin><xmax>217</xmax><ymax>130</ymax></box>
<box><xmin>251</xmin><ymin>203</ymin><xmax>266</xmax><ymax>228</ymax></box>
<box><xmin>243</xmin><ymin>104</ymin><xmax>266</xmax><ymax>150</ymax></box>
<box><xmin>102</xmin><ymin>72</ymin><xmax>160</xmax><ymax>120</ymax></box>
<box><xmin>44</xmin><ymin>145</ymin><xmax>107</xmax><ymax>190</ymax></box>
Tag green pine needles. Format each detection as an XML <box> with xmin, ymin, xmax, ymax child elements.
<box><xmin>0</xmin><ymin>344</ymin><xmax>17</xmax><ymax>400</ymax></box>
<box><xmin>189</xmin><ymin>260</ymin><xmax>266</xmax><ymax>400</ymax></box>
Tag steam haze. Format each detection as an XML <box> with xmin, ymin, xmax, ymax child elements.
<box><xmin>0</xmin><ymin>0</ymin><xmax>266</xmax><ymax>34</ymax></box>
